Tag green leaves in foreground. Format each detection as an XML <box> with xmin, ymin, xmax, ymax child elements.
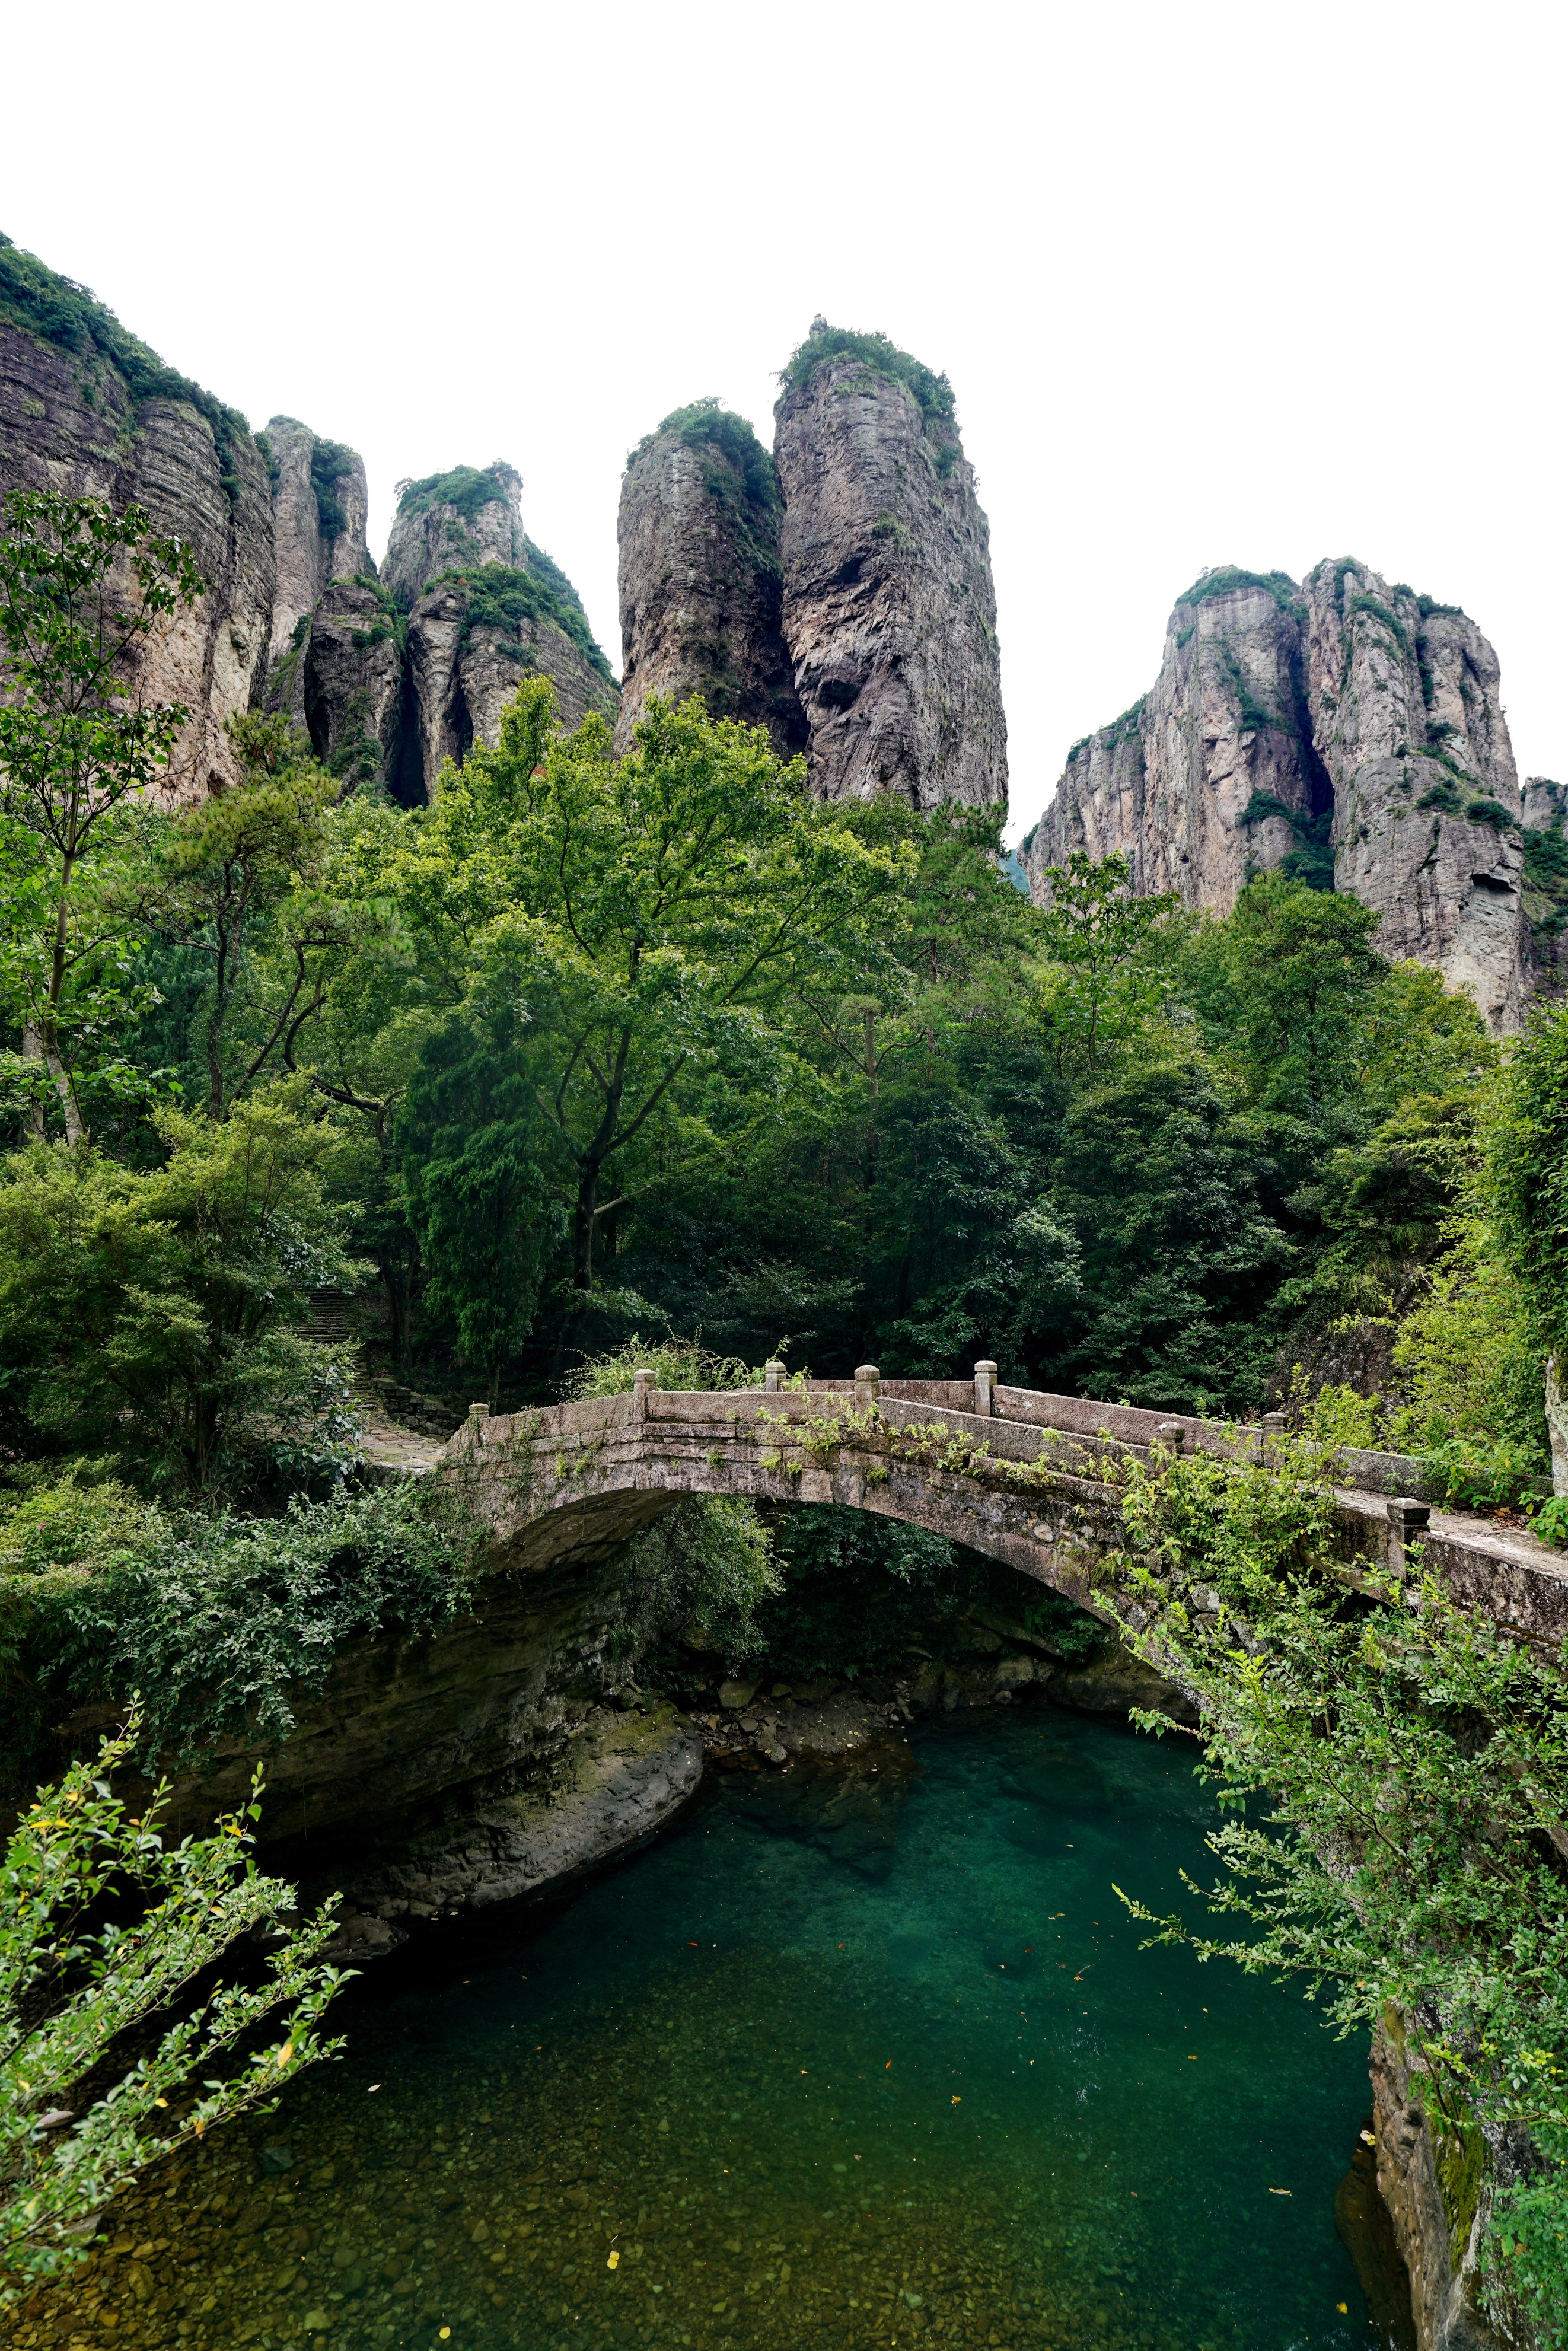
<box><xmin>1107</xmin><ymin>1439</ymin><xmax>1568</xmax><ymax>2340</ymax></box>
<box><xmin>1</xmin><ymin>1713</ymin><xmax>346</xmax><ymax>2304</ymax></box>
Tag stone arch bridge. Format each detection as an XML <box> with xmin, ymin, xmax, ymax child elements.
<box><xmin>435</xmin><ymin>1361</ymin><xmax>1568</xmax><ymax>1653</ymax></box>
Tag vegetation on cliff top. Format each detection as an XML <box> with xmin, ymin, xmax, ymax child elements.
<box><xmin>393</xmin><ymin>461</ymin><xmax>516</xmax><ymax>523</ymax></box>
<box><xmin>0</xmin><ymin>233</ymin><xmax>255</xmax><ymax>505</ymax></box>
<box><xmin>631</xmin><ymin>399</ymin><xmax>782</xmax><ymax>517</ymax></box>
<box><xmin>779</xmin><ymin>320</ymin><xmax>957</xmax><ymax>434</ymax></box>
<box><xmin>1172</xmin><ymin>565</ymin><xmax>1304</xmax><ymax>617</ymax></box>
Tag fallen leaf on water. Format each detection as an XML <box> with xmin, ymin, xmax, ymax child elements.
<box><xmin>951</xmin><ymin>2097</ymin><xmax>961</xmax><ymax>2105</ymax></box>
<box><xmin>607</xmin><ymin>2252</ymin><xmax>620</xmax><ymax>2269</ymax></box>
<box><xmin>1269</xmin><ymin>2188</ymin><xmax>1291</xmax><ymax>2197</ymax></box>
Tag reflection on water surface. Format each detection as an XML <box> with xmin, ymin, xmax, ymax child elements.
<box><xmin>24</xmin><ymin>1706</ymin><xmax>1392</xmax><ymax>2351</ymax></box>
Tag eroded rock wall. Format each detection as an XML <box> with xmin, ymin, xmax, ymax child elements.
<box><xmin>615</xmin><ymin>413</ymin><xmax>805</xmax><ymax>758</ymax></box>
<box><xmin>1025</xmin><ymin>562</ymin><xmax>1538</xmax><ymax>1031</ymax></box>
<box><xmin>1028</xmin><ymin>578</ymin><xmax>1325</xmax><ymax>903</ymax></box>
<box><xmin>0</xmin><ymin>310</ymin><xmax>275</xmax><ymax>802</ymax></box>
<box><xmin>774</xmin><ymin>351</ymin><xmax>1006</xmax><ymax>808</ymax></box>
<box><xmin>264</xmin><ymin>415</ymin><xmax>372</xmax><ymax>680</ymax></box>
<box><xmin>1303</xmin><ymin>560</ymin><xmax>1530</xmax><ymax>1032</ymax></box>
<box><xmin>123</xmin><ymin>1531</ymin><xmax>701</xmax><ymax>1944</ymax></box>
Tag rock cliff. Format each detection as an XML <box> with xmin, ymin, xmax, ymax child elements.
<box><xmin>0</xmin><ymin>231</ymin><xmax>275</xmax><ymax>801</ymax></box>
<box><xmin>262</xmin><ymin>414</ymin><xmax>372</xmax><ymax>681</ymax></box>
<box><xmin>614</xmin><ymin>401</ymin><xmax>806</xmax><ymax>757</ymax></box>
<box><xmin>1024</xmin><ymin>561</ymin><xmax>1539</xmax><ymax>1031</ymax></box>
<box><xmin>775</xmin><ymin>325</ymin><xmax>1007</xmax><ymax>808</ymax></box>
<box><xmin>286</xmin><ymin>466</ymin><xmax>619</xmax><ymax>801</ymax></box>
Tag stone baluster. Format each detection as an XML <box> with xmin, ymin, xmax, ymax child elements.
<box><xmin>467</xmin><ymin>1402</ymin><xmax>490</xmax><ymax>1445</ymax></box>
<box><xmin>854</xmin><ymin>1364</ymin><xmax>881</xmax><ymax>1413</ymax></box>
<box><xmin>1386</xmin><ymin>1497</ymin><xmax>1431</xmax><ymax>1590</ymax></box>
<box><xmin>1156</xmin><ymin>1420</ymin><xmax>1186</xmax><ymax>1455</ymax></box>
<box><xmin>633</xmin><ymin>1367</ymin><xmax>656</xmax><ymax>1422</ymax></box>
<box><xmin>1257</xmin><ymin>1409</ymin><xmax>1286</xmax><ymax>1461</ymax></box>
<box><xmin>973</xmin><ymin>1359</ymin><xmax>998</xmax><ymax>1418</ymax></box>
<box><xmin>763</xmin><ymin>1359</ymin><xmax>786</xmax><ymax>1393</ymax></box>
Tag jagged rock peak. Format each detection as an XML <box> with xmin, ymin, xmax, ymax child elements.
<box><xmin>260</xmin><ymin>416</ymin><xmax>372</xmax><ymax>667</ymax></box>
<box><xmin>615</xmin><ymin>399</ymin><xmax>805</xmax><ymax>759</ymax></box>
<box><xmin>1023</xmin><ymin>560</ymin><xmax>1536</xmax><ymax>1031</ymax></box>
<box><xmin>773</xmin><ymin>322</ymin><xmax>1006</xmax><ymax>810</ymax></box>
<box><xmin>382</xmin><ymin>461</ymin><xmax>526</xmax><ymax>608</ymax></box>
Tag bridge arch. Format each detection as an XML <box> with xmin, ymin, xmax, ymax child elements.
<box><xmin>438</xmin><ymin>1369</ymin><xmax>1147</xmax><ymax>1625</ymax></box>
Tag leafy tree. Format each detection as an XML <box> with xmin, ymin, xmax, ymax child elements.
<box><xmin>1035</xmin><ymin>849</ymin><xmax>1177</xmax><ymax>1075</ymax></box>
<box><xmin>0</xmin><ymin>1080</ymin><xmax>362</xmax><ymax>1495</ymax></box>
<box><xmin>1</xmin><ymin>1712</ymin><xmax>344</xmax><ymax>2306</ymax></box>
<box><xmin>0</xmin><ymin>492</ymin><xmax>202</xmax><ymax>1141</ymax></box>
<box><xmin>397</xmin><ymin>1014</ymin><xmax>556</xmax><ymax>1407</ymax></box>
<box><xmin>1485</xmin><ymin>998</ymin><xmax>1568</xmax><ymax>1370</ymax></box>
<box><xmin>1204</xmin><ymin>871</ymin><xmax>1385</xmax><ymax>1116</ymax></box>
<box><xmin>1043</xmin><ymin>1057</ymin><xmax>1289</xmax><ymax>1410</ymax></box>
<box><xmin>394</xmin><ymin>686</ymin><xmax>907</xmax><ymax>1292</ymax></box>
<box><xmin>125</xmin><ymin>715</ymin><xmax>339</xmax><ymax>1119</ymax></box>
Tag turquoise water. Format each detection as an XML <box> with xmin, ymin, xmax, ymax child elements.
<box><xmin>39</xmin><ymin>1706</ymin><xmax>1388</xmax><ymax>2351</ymax></box>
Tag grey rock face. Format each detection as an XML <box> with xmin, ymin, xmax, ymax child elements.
<box><xmin>0</xmin><ymin>314</ymin><xmax>275</xmax><ymax>803</ymax></box>
<box><xmin>1027</xmin><ymin>561</ymin><xmax>1538</xmax><ymax>1031</ymax></box>
<box><xmin>264</xmin><ymin>415</ymin><xmax>372</xmax><ymax>678</ymax></box>
<box><xmin>349</xmin><ymin>1705</ymin><xmax>702</xmax><ymax>1919</ymax></box>
<box><xmin>400</xmin><ymin>576</ymin><xmax>621</xmax><ymax>802</ymax></box>
<box><xmin>1028</xmin><ymin>575</ymin><xmax>1325</xmax><ymax>904</ymax></box>
<box><xmin>774</xmin><ymin>351</ymin><xmax>1006</xmax><ymax>808</ymax></box>
<box><xmin>301</xmin><ymin>578</ymin><xmax>407</xmax><ymax>792</ymax></box>
<box><xmin>382</xmin><ymin>461</ymin><xmax>525</xmax><ymax>607</ymax></box>
<box><xmin>1303</xmin><ymin>559</ymin><xmax>1530</xmax><ymax>1032</ymax></box>
<box><xmin>1523</xmin><ymin>773</ymin><xmax>1567</xmax><ymax>832</ymax></box>
<box><xmin>614</xmin><ymin>412</ymin><xmax>806</xmax><ymax>757</ymax></box>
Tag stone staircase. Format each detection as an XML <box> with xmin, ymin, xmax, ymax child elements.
<box><xmin>300</xmin><ymin>1292</ymin><xmax>467</xmax><ymax>1443</ymax></box>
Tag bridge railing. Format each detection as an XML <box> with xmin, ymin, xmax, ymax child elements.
<box><xmin>447</xmin><ymin>1358</ymin><xmax>1442</xmax><ymax>1501</ymax></box>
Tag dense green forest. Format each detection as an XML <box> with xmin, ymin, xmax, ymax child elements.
<box><xmin>0</xmin><ymin>493</ymin><xmax>1553</xmax><ymax>1493</ymax></box>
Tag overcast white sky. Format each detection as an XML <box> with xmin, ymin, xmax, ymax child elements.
<box><xmin>5</xmin><ymin>0</ymin><xmax>1563</xmax><ymax>841</ymax></box>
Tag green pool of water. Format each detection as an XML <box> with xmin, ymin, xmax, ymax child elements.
<box><xmin>47</xmin><ymin>1706</ymin><xmax>1394</xmax><ymax>2351</ymax></box>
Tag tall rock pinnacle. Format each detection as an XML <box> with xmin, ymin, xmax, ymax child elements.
<box><xmin>614</xmin><ymin>402</ymin><xmax>805</xmax><ymax>759</ymax></box>
<box><xmin>774</xmin><ymin>323</ymin><xmax>1007</xmax><ymax>810</ymax></box>
<box><xmin>264</xmin><ymin>416</ymin><xmax>372</xmax><ymax>667</ymax></box>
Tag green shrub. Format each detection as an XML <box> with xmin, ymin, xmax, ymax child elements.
<box><xmin>308</xmin><ymin>437</ymin><xmax>357</xmax><ymax>540</ymax></box>
<box><xmin>562</xmin><ymin>1334</ymin><xmax>759</xmax><ymax>1397</ymax></box>
<box><xmin>1348</xmin><ymin>591</ymin><xmax>1409</xmax><ymax>649</ymax></box>
<box><xmin>0</xmin><ymin>1480</ymin><xmax>477</xmax><ymax>1782</ymax></box>
<box><xmin>436</xmin><ymin>562</ymin><xmax>614</xmax><ymax>684</ymax></box>
<box><xmin>1466</xmin><ymin>797</ymin><xmax>1518</xmax><ymax>832</ymax></box>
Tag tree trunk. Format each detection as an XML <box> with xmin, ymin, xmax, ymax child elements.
<box><xmin>573</xmin><ymin>1159</ymin><xmax>601</xmax><ymax>1290</ymax></box>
